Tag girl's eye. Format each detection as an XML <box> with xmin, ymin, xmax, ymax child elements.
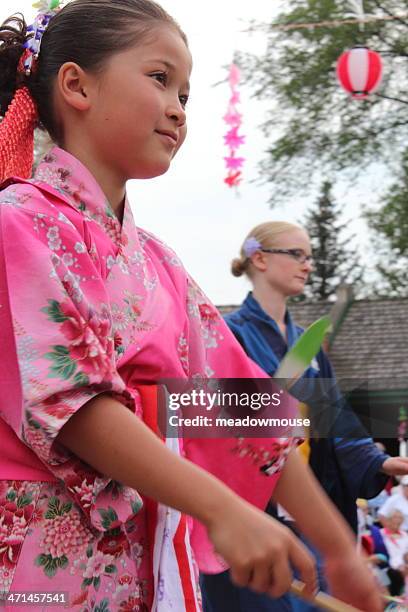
<box><xmin>151</xmin><ymin>72</ymin><xmax>168</xmax><ymax>86</ymax></box>
<box><xmin>179</xmin><ymin>94</ymin><xmax>189</xmax><ymax>109</ymax></box>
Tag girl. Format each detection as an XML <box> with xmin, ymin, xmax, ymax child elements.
<box><xmin>0</xmin><ymin>2</ymin><xmax>381</xmax><ymax>611</ymax></box>
<box><xmin>201</xmin><ymin>220</ymin><xmax>405</xmax><ymax>612</ymax></box>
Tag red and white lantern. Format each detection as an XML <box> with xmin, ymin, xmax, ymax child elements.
<box><xmin>336</xmin><ymin>46</ymin><xmax>383</xmax><ymax>99</ymax></box>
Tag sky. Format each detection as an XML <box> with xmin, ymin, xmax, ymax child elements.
<box><xmin>0</xmin><ymin>0</ymin><xmax>386</xmax><ymax>305</ymax></box>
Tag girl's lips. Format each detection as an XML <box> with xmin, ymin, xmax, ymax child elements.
<box><xmin>156</xmin><ymin>130</ymin><xmax>178</xmax><ymax>146</ymax></box>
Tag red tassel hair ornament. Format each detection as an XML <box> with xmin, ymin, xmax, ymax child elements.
<box><xmin>0</xmin><ymin>86</ymin><xmax>38</xmax><ymax>182</ymax></box>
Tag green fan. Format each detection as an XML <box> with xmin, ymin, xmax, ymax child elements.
<box><xmin>274</xmin><ymin>316</ymin><xmax>332</xmax><ymax>384</ymax></box>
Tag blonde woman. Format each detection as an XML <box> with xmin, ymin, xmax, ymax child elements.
<box><xmin>201</xmin><ymin>221</ymin><xmax>407</xmax><ymax>612</ymax></box>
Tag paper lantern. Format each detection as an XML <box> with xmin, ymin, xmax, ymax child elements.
<box><xmin>336</xmin><ymin>46</ymin><xmax>383</xmax><ymax>99</ymax></box>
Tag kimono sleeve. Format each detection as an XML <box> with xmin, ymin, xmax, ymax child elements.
<box><xmin>0</xmin><ymin>197</ymin><xmax>140</xmax><ymax>528</ymax></box>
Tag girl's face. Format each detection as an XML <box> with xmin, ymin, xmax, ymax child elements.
<box><xmin>84</xmin><ymin>25</ymin><xmax>192</xmax><ymax>181</ymax></box>
<box><xmin>257</xmin><ymin>229</ymin><xmax>313</xmax><ymax>297</ymax></box>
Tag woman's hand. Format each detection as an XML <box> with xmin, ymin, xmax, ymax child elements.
<box><xmin>382</xmin><ymin>456</ymin><xmax>408</xmax><ymax>476</ymax></box>
<box><xmin>205</xmin><ymin>496</ymin><xmax>317</xmax><ymax>599</ymax></box>
<box><xmin>324</xmin><ymin>552</ymin><xmax>383</xmax><ymax>612</ymax></box>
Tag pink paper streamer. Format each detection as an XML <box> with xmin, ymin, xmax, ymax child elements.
<box><xmin>223</xmin><ymin>63</ymin><xmax>246</xmax><ymax>188</ymax></box>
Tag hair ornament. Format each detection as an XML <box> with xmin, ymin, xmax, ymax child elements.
<box><xmin>0</xmin><ymin>86</ymin><xmax>38</xmax><ymax>182</ymax></box>
<box><xmin>243</xmin><ymin>237</ymin><xmax>262</xmax><ymax>257</ymax></box>
<box><xmin>20</xmin><ymin>0</ymin><xmax>63</xmax><ymax>75</ymax></box>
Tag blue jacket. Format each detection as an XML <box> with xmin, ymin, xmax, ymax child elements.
<box><xmin>224</xmin><ymin>293</ymin><xmax>389</xmax><ymax>532</ymax></box>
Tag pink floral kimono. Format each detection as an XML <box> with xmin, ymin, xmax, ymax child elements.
<box><xmin>0</xmin><ymin>147</ymin><xmax>297</xmax><ymax>611</ymax></box>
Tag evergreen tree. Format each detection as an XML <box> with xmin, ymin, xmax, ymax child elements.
<box><xmin>303</xmin><ymin>181</ymin><xmax>363</xmax><ymax>300</ymax></box>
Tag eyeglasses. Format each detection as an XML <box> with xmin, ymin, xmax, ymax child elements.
<box><xmin>260</xmin><ymin>248</ymin><xmax>313</xmax><ymax>264</ymax></box>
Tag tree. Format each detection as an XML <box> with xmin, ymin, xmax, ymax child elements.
<box><xmin>366</xmin><ymin>149</ymin><xmax>408</xmax><ymax>295</ymax></box>
<box><xmin>240</xmin><ymin>0</ymin><xmax>408</xmax><ymax>203</ymax></box>
<box><xmin>302</xmin><ymin>180</ymin><xmax>363</xmax><ymax>300</ymax></box>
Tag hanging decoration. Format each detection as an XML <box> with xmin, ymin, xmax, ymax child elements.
<box><xmin>336</xmin><ymin>46</ymin><xmax>383</xmax><ymax>99</ymax></box>
<box><xmin>254</xmin><ymin>11</ymin><xmax>408</xmax><ymax>32</ymax></box>
<box><xmin>223</xmin><ymin>63</ymin><xmax>246</xmax><ymax>188</ymax></box>
<box><xmin>345</xmin><ymin>0</ymin><xmax>366</xmax><ymax>27</ymax></box>
<box><xmin>336</xmin><ymin>1</ymin><xmax>383</xmax><ymax>99</ymax></box>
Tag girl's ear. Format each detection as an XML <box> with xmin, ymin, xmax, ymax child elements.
<box><xmin>57</xmin><ymin>62</ymin><xmax>92</xmax><ymax>111</ymax></box>
<box><xmin>251</xmin><ymin>251</ymin><xmax>268</xmax><ymax>272</ymax></box>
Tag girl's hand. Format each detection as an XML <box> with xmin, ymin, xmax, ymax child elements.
<box><xmin>324</xmin><ymin>552</ymin><xmax>383</xmax><ymax>612</ymax></box>
<box><xmin>205</xmin><ymin>497</ymin><xmax>317</xmax><ymax>599</ymax></box>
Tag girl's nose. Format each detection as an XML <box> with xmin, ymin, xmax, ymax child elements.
<box><xmin>167</xmin><ymin>101</ymin><xmax>186</xmax><ymax>127</ymax></box>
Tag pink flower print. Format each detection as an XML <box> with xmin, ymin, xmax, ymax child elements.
<box><xmin>71</xmin><ymin>479</ymin><xmax>94</xmax><ymax>510</ymax></box>
<box><xmin>42</xmin><ymin>393</ymin><xmax>76</xmax><ymax>419</ymax></box>
<box><xmin>123</xmin><ymin>292</ymin><xmax>143</xmax><ymax>320</ymax></box>
<box><xmin>0</xmin><ymin>565</ymin><xmax>13</xmax><ymax>591</ymax></box>
<box><xmin>57</xmin><ymin>168</ymin><xmax>71</xmax><ymax>183</ymax></box>
<box><xmin>105</xmin><ymin>216</ymin><xmax>122</xmax><ymax>245</ymax></box>
<box><xmin>61</xmin><ymin>274</ymin><xmax>82</xmax><ymax>304</ymax></box>
<box><xmin>97</xmin><ymin>529</ymin><xmax>130</xmax><ymax>558</ymax></box>
<box><xmin>199</xmin><ymin>303</ymin><xmax>218</xmax><ymax>322</ymax></box>
<box><xmin>0</xmin><ymin>501</ymin><xmax>33</xmax><ymax>569</ymax></box>
<box><xmin>130</xmin><ymin>542</ymin><xmax>143</xmax><ymax>569</ymax></box>
<box><xmin>83</xmin><ymin>551</ymin><xmax>115</xmax><ymax>580</ymax></box>
<box><xmin>24</xmin><ymin>426</ymin><xmax>50</xmax><ymax>462</ymax></box>
<box><xmin>114</xmin><ymin>331</ymin><xmax>123</xmax><ymax>350</ymax></box>
<box><xmin>43</xmin><ymin>152</ymin><xmax>56</xmax><ymax>164</ymax></box>
<box><xmin>111</xmin><ymin>304</ymin><xmax>128</xmax><ymax>331</ymax></box>
<box><xmin>59</xmin><ymin>302</ymin><xmax>115</xmax><ymax>379</ymax></box>
<box><xmin>119</xmin><ymin>593</ymin><xmax>148</xmax><ymax>612</ymax></box>
<box><xmin>70</xmin><ymin>591</ymin><xmax>88</xmax><ymax>606</ymax></box>
<box><xmin>47</xmin><ymin>226</ymin><xmax>62</xmax><ymax>251</ymax></box>
<box><xmin>0</xmin><ymin>482</ymin><xmax>9</xmax><ymax>500</ymax></box>
<box><xmin>29</xmin><ymin>505</ymin><xmax>44</xmax><ymax>527</ymax></box>
<box><xmin>42</xmin><ymin>509</ymin><xmax>92</xmax><ymax>558</ymax></box>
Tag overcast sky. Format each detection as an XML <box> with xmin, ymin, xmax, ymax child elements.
<box><xmin>1</xmin><ymin>0</ymin><xmax>385</xmax><ymax>305</ymax></box>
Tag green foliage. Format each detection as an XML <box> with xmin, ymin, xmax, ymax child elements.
<box><xmin>303</xmin><ymin>181</ymin><xmax>363</xmax><ymax>299</ymax></box>
<box><xmin>44</xmin><ymin>345</ymin><xmax>77</xmax><ymax>380</ymax></box>
<box><xmin>241</xmin><ymin>0</ymin><xmax>408</xmax><ymax>202</ymax></box>
<box><xmin>45</xmin><ymin>496</ymin><xmax>72</xmax><ymax>519</ymax></box>
<box><xmin>34</xmin><ymin>553</ymin><xmax>68</xmax><ymax>578</ymax></box>
<box><xmin>366</xmin><ymin>146</ymin><xmax>408</xmax><ymax>294</ymax></box>
<box><xmin>97</xmin><ymin>506</ymin><xmax>119</xmax><ymax>530</ymax></box>
<box><xmin>41</xmin><ymin>299</ymin><xmax>69</xmax><ymax>323</ymax></box>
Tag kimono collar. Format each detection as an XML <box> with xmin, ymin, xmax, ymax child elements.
<box><xmin>242</xmin><ymin>292</ymin><xmax>300</xmax><ymax>348</ymax></box>
<box><xmin>32</xmin><ymin>145</ymin><xmax>126</xmax><ymax>244</ymax></box>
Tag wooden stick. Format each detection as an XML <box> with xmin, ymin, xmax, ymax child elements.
<box><xmin>290</xmin><ymin>580</ymin><xmax>362</xmax><ymax>612</ymax></box>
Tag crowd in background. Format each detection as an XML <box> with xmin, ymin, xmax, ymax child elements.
<box><xmin>358</xmin><ymin>446</ymin><xmax>408</xmax><ymax>606</ymax></box>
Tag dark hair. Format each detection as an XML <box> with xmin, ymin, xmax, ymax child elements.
<box><xmin>0</xmin><ymin>14</ymin><xmax>27</xmax><ymax>115</ymax></box>
<box><xmin>0</xmin><ymin>0</ymin><xmax>188</xmax><ymax>142</ymax></box>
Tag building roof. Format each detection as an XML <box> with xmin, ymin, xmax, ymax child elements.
<box><xmin>218</xmin><ymin>297</ymin><xmax>408</xmax><ymax>390</ymax></box>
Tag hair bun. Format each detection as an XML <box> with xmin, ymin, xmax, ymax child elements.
<box><xmin>231</xmin><ymin>257</ymin><xmax>246</xmax><ymax>277</ymax></box>
<box><xmin>0</xmin><ymin>14</ymin><xmax>29</xmax><ymax>115</ymax></box>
